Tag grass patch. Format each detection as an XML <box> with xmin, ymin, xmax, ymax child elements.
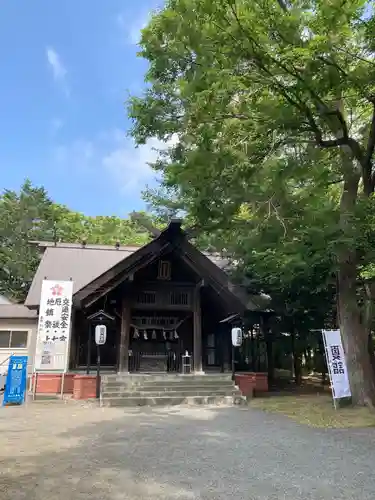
<box><xmin>250</xmin><ymin>393</ymin><xmax>375</xmax><ymax>428</ymax></box>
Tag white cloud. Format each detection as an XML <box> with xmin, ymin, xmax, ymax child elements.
<box><xmin>46</xmin><ymin>47</ymin><xmax>66</xmax><ymax>80</ymax></box>
<box><xmin>102</xmin><ymin>137</ymin><xmax>161</xmax><ymax>192</ymax></box>
<box><xmin>128</xmin><ymin>16</ymin><xmax>150</xmax><ymax>44</ymax></box>
<box><xmin>53</xmin><ymin>139</ymin><xmax>95</xmax><ymax>172</ymax></box>
<box><xmin>102</xmin><ymin>132</ymin><xmax>178</xmax><ymax>192</ymax></box>
<box><xmin>51</xmin><ymin>118</ymin><xmax>64</xmax><ymax>135</ymax></box>
<box><xmin>117</xmin><ymin>4</ymin><xmax>162</xmax><ymax>45</ymax></box>
<box><xmin>46</xmin><ymin>47</ymin><xmax>69</xmax><ymax>96</ymax></box>
<box><xmin>52</xmin><ymin>130</ymin><xmax>178</xmax><ymax>194</ymax></box>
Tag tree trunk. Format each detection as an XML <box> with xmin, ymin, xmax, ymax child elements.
<box><xmin>337</xmin><ymin>174</ymin><xmax>375</xmax><ymax>406</ymax></box>
<box><xmin>291</xmin><ymin>329</ymin><xmax>302</xmax><ymax>385</ymax></box>
<box><xmin>265</xmin><ymin>334</ymin><xmax>274</xmax><ymax>387</ymax></box>
<box><xmin>304</xmin><ymin>349</ymin><xmax>312</xmax><ymax>374</ymax></box>
<box><xmin>368</xmin><ymin>332</ymin><xmax>375</xmax><ymax>377</ymax></box>
<box><xmin>337</xmin><ymin>266</ymin><xmax>375</xmax><ymax>406</ymax></box>
<box><xmin>364</xmin><ymin>283</ymin><xmax>375</xmax><ymax>378</ymax></box>
<box><xmin>250</xmin><ymin>327</ymin><xmax>255</xmax><ymax>371</ymax></box>
<box><xmin>262</xmin><ymin>316</ymin><xmax>275</xmax><ymax>386</ymax></box>
<box><xmin>321</xmin><ymin>364</ymin><xmax>327</xmax><ymax>386</ymax></box>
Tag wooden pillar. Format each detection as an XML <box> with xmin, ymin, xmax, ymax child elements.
<box><xmin>222</xmin><ymin>325</ymin><xmax>231</xmax><ymax>373</ymax></box>
<box><xmin>118</xmin><ymin>297</ymin><xmax>130</xmax><ymax>372</ymax></box>
<box><xmin>86</xmin><ymin>318</ymin><xmax>91</xmax><ymax>375</ymax></box>
<box><xmin>74</xmin><ymin>313</ymin><xmax>80</xmax><ymax>369</ymax></box>
<box><xmin>193</xmin><ymin>285</ymin><xmax>203</xmax><ymax>373</ymax></box>
<box><xmin>68</xmin><ymin>308</ymin><xmax>76</xmax><ymax>370</ymax></box>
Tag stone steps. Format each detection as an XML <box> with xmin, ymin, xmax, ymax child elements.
<box><xmin>102</xmin><ymin>389</ymin><xmax>242</xmax><ymax>398</ymax></box>
<box><xmin>101</xmin><ymin>394</ymin><xmax>246</xmax><ymax>407</ymax></box>
<box><xmin>102</xmin><ymin>382</ymin><xmax>235</xmax><ymax>392</ymax></box>
<box><xmin>100</xmin><ymin>374</ymin><xmax>246</xmax><ymax>408</ymax></box>
<box><xmin>104</xmin><ymin>375</ymin><xmax>233</xmax><ymax>381</ymax></box>
<box><xmin>101</xmin><ymin>386</ymin><xmax>237</xmax><ymax>394</ymax></box>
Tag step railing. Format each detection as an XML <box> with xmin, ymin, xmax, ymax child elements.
<box><xmin>0</xmin><ymin>354</ymin><xmax>13</xmax><ymax>391</ymax></box>
<box><xmin>0</xmin><ymin>353</ymin><xmax>13</xmax><ymax>369</ymax></box>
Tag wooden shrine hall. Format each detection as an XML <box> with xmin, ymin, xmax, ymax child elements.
<box><xmin>25</xmin><ymin>219</ymin><xmax>270</xmax><ymax>375</ymax></box>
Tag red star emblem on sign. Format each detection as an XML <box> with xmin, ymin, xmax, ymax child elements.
<box><xmin>51</xmin><ymin>284</ymin><xmax>63</xmax><ymax>296</ymax></box>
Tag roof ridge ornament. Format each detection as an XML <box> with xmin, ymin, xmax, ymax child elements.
<box><xmin>130</xmin><ymin>211</ymin><xmax>198</xmax><ymax>241</ymax></box>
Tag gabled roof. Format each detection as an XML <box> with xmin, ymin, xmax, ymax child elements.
<box><xmin>73</xmin><ymin>221</ymin><xmax>269</xmax><ymax>313</ymax></box>
<box><xmin>25</xmin><ymin>221</ymin><xmax>271</xmax><ymax>313</ymax></box>
<box><xmin>87</xmin><ymin>310</ymin><xmax>115</xmax><ymax>321</ymax></box>
<box><xmin>24</xmin><ymin>235</ymin><xmax>233</xmax><ymax>308</ymax></box>
<box><xmin>25</xmin><ymin>243</ymin><xmax>140</xmax><ymax>307</ymax></box>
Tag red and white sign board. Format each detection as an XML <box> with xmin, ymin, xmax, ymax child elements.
<box><xmin>34</xmin><ymin>280</ymin><xmax>73</xmax><ymax>373</ymax></box>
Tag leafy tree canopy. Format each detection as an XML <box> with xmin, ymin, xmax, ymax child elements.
<box><xmin>0</xmin><ymin>180</ymin><xmax>151</xmax><ymax>301</ymax></box>
<box><xmin>129</xmin><ymin>0</ymin><xmax>375</xmax><ymax>403</ymax></box>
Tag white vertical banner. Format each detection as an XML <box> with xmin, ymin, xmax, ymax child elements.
<box><xmin>322</xmin><ymin>329</ymin><xmax>351</xmax><ymax>400</ymax></box>
<box><xmin>34</xmin><ymin>280</ymin><xmax>74</xmax><ymax>373</ymax></box>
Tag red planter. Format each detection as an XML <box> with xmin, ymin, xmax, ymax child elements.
<box><xmin>253</xmin><ymin>372</ymin><xmax>268</xmax><ymax>392</ymax></box>
<box><xmin>235</xmin><ymin>374</ymin><xmax>255</xmax><ymax>398</ymax></box>
<box><xmin>72</xmin><ymin>375</ymin><xmax>98</xmax><ymax>400</ymax></box>
<box><xmin>235</xmin><ymin>372</ymin><xmax>269</xmax><ymax>397</ymax></box>
<box><xmin>32</xmin><ymin>373</ymin><xmax>74</xmax><ymax>394</ymax></box>
<box><xmin>31</xmin><ymin>373</ymin><xmax>98</xmax><ymax>399</ymax></box>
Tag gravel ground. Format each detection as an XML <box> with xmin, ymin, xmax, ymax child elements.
<box><xmin>0</xmin><ymin>401</ymin><xmax>374</xmax><ymax>500</ymax></box>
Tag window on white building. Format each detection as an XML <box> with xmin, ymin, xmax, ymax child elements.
<box><xmin>0</xmin><ymin>330</ymin><xmax>28</xmax><ymax>348</ymax></box>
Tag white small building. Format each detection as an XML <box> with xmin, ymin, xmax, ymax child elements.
<box><xmin>0</xmin><ymin>302</ymin><xmax>38</xmax><ymax>376</ymax></box>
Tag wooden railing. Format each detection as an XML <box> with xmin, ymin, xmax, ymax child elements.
<box><xmin>131</xmin><ymin>286</ymin><xmax>192</xmax><ymax>309</ymax></box>
<box><xmin>128</xmin><ymin>351</ymin><xmax>185</xmax><ymax>373</ymax></box>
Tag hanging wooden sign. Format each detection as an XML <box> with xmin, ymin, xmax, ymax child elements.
<box><xmin>132</xmin><ymin>316</ymin><xmax>179</xmax><ymax>329</ymax></box>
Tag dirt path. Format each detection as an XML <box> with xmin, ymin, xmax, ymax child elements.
<box><xmin>0</xmin><ymin>402</ymin><xmax>374</xmax><ymax>499</ymax></box>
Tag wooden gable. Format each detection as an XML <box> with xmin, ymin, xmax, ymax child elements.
<box><xmin>73</xmin><ymin>220</ymin><xmax>260</xmax><ymax>314</ymax></box>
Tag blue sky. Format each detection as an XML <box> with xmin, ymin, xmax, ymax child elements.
<box><xmin>0</xmin><ymin>0</ymin><xmax>165</xmax><ymax>216</ymax></box>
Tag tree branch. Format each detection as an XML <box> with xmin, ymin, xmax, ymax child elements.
<box><xmin>317</xmin><ymin>56</ymin><xmax>348</xmax><ymax>77</ymax></box>
<box><xmin>332</xmin><ymin>44</ymin><xmax>375</xmax><ymax>67</ymax></box>
<box><xmin>298</xmin><ymin>105</ymin><xmax>347</xmax><ymax>148</ymax></box>
<box><xmin>226</xmin><ymin>0</ymin><xmax>329</xmax><ymax>111</ymax></box>
<box><xmin>327</xmin><ymin>177</ymin><xmax>344</xmax><ymax>186</ymax></box>
<box><xmin>218</xmin><ymin>1</ymin><xmax>366</xmax><ymax>164</ymax></box>
<box><xmin>275</xmin><ymin>0</ymin><xmax>288</xmax><ymax>11</ymax></box>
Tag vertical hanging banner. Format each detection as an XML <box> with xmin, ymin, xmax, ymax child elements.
<box><xmin>34</xmin><ymin>280</ymin><xmax>73</xmax><ymax>373</ymax></box>
<box><xmin>322</xmin><ymin>329</ymin><xmax>351</xmax><ymax>400</ymax></box>
<box><xmin>3</xmin><ymin>355</ymin><xmax>28</xmax><ymax>406</ymax></box>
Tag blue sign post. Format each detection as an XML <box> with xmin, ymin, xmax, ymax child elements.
<box><xmin>2</xmin><ymin>355</ymin><xmax>28</xmax><ymax>406</ymax></box>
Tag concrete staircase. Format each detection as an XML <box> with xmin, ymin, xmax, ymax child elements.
<box><xmin>100</xmin><ymin>374</ymin><xmax>246</xmax><ymax>407</ymax></box>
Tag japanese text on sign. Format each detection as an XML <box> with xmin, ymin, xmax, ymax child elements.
<box><xmin>34</xmin><ymin>280</ymin><xmax>74</xmax><ymax>373</ymax></box>
<box><xmin>330</xmin><ymin>345</ymin><xmax>345</xmax><ymax>375</ymax></box>
<box><xmin>95</xmin><ymin>324</ymin><xmax>107</xmax><ymax>345</ymax></box>
<box><xmin>322</xmin><ymin>330</ymin><xmax>351</xmax><ymax>400</ymax></box>
<box><xmin>3</xmin><ymin>355</ymin><xmax>28</xmax><ymax>406</ymax></box>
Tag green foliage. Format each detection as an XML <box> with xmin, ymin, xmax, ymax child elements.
<box><xmin>128</xmin><ymin>0</ymin><xmax>375</xmax><ymax>334</ymax></box>
<box><xmin>0</xmin><ymin>180</ymin><xmax>55</xmax><ymax>301</ymax></box>
<box><xmin>130</xmin><ymin>0</ymin><xmax>375</xmax><ymax>205</ymax></box>
<box><xmin>0</xmin><ymin>180</ymin><xmax>150</xmax><ymax>301</ymax></box>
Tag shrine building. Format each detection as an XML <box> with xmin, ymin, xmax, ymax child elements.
<box><xmin>3</xmin><ymin>219</ymin><xmax>271</xmax><ymax>399</ymax></box>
